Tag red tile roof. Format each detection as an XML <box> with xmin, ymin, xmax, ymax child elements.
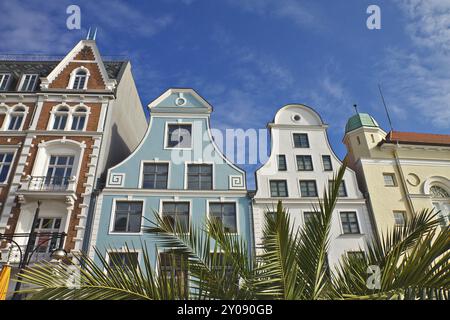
<box><xmin>386</xmin><ymin>131</ymin><xmax>450</xmax><ymax>146</ymax></box>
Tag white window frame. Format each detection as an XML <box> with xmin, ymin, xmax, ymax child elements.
<box><xmin>48</xmin><ymin>104</ymin><xmax>90</xmax><ymax>131</ymax></box>
<box><xmin>31</xmin><ymin>139</ymin><xmax>85</xmax><ymax>185</ymax></box>
<box><xmin>18</xmin><ymin>73</ymin><xmax>39</xmax><ymax>92</ymax></box>
<box><xmin>0</xmin><ymin>73</ymin><xmax>11</xmax><ymax>91</ymax></box>
<box><xmin>67</xmin><ymin>67</ymin><xmax>90</xmax><ymax>90</ymax></box>
<box><xmin>5</xmin><ymin>105</ymin><xmax>28</xmax><ymax>131</ymax></box>
<box><xmin>164</xmin><ymin>121</ymin><xmax>193</xmax><ymax>150</ymax></box>
<box><xmin>184</xmin><ymin>161</ymin><xmax>215</xmax><ymax>190</ymax></box>
<box><xmin>338</xmin><ymin>210</ymin><xmax>363</xmax><ymax>235</ymax></box>
<box><xmin>108</xmin><ymin>198</ymin><xmax>145</xmax><ymax>235</ymax></box>
<box><xmin>105</xmin><ymin>248</ymin><xmax>141</xmax><ymax>273</ymax></box>
<box><xmin>383</xmin><ymin>173</ymin><xmax>397</xmax><ymax>187</ymax></box>
<box><xmin>393</xmin><ymin>210</ymin><xmax>406</xmax><ymax>227</ymax></box>
<box><xmin>268</xmin><ymin>179</ymin><xmax>289</xmax><ymax>198</ymax></box>
<box><xmin>158</xmin><ymin>199</ymin><xmax>192</xmax><ymax>235</ymax></box>
<box><xmin>70</xmin><ymin>106</ymin><xmax>89</xmax><ymax>131</ymax></box>
<box><xmin>291</xmin><ymin>132</ymin><xmax>310</xmax><ymax>148</ymax></box>
<box><xmin>0</xmin><ymin>148</ymin><xmax>16</xmax><ymax>185</ymax></box>
<box><xmin>206</xmin><ymin>200</ymin><xmax>240</xmax><ymax>235</ymax></box>
<box><xmin>138</xmin><ymin>160</ymin><xmax>171</xmax><ymax>189</ymax></box>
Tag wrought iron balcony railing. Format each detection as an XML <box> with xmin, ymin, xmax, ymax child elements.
<box><xmin>19</xmin><ymin>175</ymin><xmax>77</xmax><ymax>192</ymax></box>
<box><xmin>1</xmin><ymin>232</ymin><xmax>66</xmax><ymax>264</ymax></box>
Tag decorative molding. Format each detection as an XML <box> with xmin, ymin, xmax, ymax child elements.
<box><xmin>229</xmin><ymin>175</ymin><xmax>245</xmax><ymax>190</ymax></box>
<box><xmin>108</xmin><ymin>173</ymin><xmax>125</xmax><ymax>187</ymax></box>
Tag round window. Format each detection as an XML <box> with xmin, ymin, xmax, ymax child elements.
<box><xmin>175</xmin><ymin>97</ymin><xmax>187</xmax><ymax>106</ymax></box>
<box><xmin>292</xmin><ymin>114</ymin><xmax>301</xmax><ymax>122</ymax></box>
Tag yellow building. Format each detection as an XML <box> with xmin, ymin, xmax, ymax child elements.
<box><xmin>343</xmin><ymin>113</ymin><xmax>450</xmax><ymax>238</ymax></box>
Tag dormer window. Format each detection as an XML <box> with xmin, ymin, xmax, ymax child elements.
<box><xmin>8</xmin><ymin>106</ymin><xmax>26</xmax><ymax>130</ymax></box>
<box><xmin>71</xmin><ymin>69</ymin><xmax>88</xmax><ymax>90</ymax></box>
<box><xmin>52</xmin><ymin>106</ymin><xmax>69</xmax><ymax>130</ymax></box>
<box><xmin>71</xmin><ymin>107</ymin><xmax>87</xmax><ymax>130</ymax></box>
<box><xmin>19</xmin><ymin>74</ymin><xmax>38</xmax><ymax>91</ymax></box>
<box><xmin>0</xmin><ymin>74</ymin><xmax>11</xmax><ymax>91</ymax></box>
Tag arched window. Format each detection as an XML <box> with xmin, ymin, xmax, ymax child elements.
<box><xmin>71</xmin><ymin>106</ymin><xmax>87</xmax><ymax>130</ymax></box>
<box><xmin>8</xmin><ymin>106</ymin><xmax>26</xmax><ymax>130</ymax></box>
<box><xmin>72</xmin><ymin>70</ymin><xmax>88</xmax><ymax>90</ymax></box>
<box><xmin>430</xmin><ymin>185</ymin><xmax>450</xmax><ymax>227</ymax></box>
<box><xmin>430</xmin><ymin>185</ymin><xmax>449</xmax><ymax>198</ymax></box>
<box><xmin>53</xmin><ymin>106</ymin><xmax>69</xmax><ymax>130</ymax></box>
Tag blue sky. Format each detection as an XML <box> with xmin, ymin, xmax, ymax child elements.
<box><xmin>1</xmin><ymin>0</ymin><xmax>449</xmax><ymax>188</ymax></box>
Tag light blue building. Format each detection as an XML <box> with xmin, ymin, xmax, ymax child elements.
<box><xmin>87</xmin><ymin>88</ymin><xmax>252</xmax><ymax>271</ymax></box>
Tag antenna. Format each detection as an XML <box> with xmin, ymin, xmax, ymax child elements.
<box><xmin>86</xmin><ymin>27</ymin><xmax>97</xmax><ymax>40</ymax></box>
<box><xmin>86</xmin><ymin>27</ymin><xmax>92</xmax><ymax>40</ymax></box>
<box><xmin>378</xmin><ymin>83</ymin><xmax>394</xmax><ymax>132</ymax></box>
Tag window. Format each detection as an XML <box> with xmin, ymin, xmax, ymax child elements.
<box><xmin>432</xmin><ymin>202</ymin><xmax>449</xmax><ymax>227</ymax></box>
<box><xmin>8</xmin><ymin>107</ymin><xmax>25</xmax><ymax>130</ymax></box>
<box><xmin>113</xmin><ymin>201</ymin><xmax>143</xmax><ymax>233</ymax></box>
<box><xmin>71</xmin><ymin>107</ymin><xmax>87</xmax><ymax>130</ymax></box>
<box><xmin>300</xmin><ymin>180</ymin><xmax>318</xmax><ymax>197</ymax></box>
<box><xmin>340</xmin><ymin>212</ymin><xmax>360</xmax><ymax>234</ymax></box>
<box><xmin>209</xmin><ymin>253</ymin><xmax>236</xmax><ymax>285</ymax></box>
<box><xmin>187</xmin><ymin>164</ymin><xmax>212</xmax><ymax>190</ymax></box>
<box><xmin>393</xmin><ymin>211</ymin><xmax>406</xmax><ymax>227</ymax></box>
<box><xmin>19</xmin><ymin>74</ymin><xmax>38</xmax><ymax>91</ymax></box>
<box><xmin>303</xmin><ymin>212</ymin><xmax>316</xmax><ymax>225</ymax></box>
<box><xmin>357</xmin><ymin>136</ymin><xmax>361</xmax><ymax>145</ymax></box>
<box><xmin>159</xmin><ymin>252</ymin><xmax>188</xmax><ymax>295</ymax></box>
<box><xmin>162</xmin><ymin>202</ymin><xmax>190</xmax><ymax>232</ymax></box>
<box><xmin>322</xmin><ymin>155</ymin><xmax>333</xmax><ymax>171</ymax></box>
<box><xmin>296</xmin><ymin>155</ymin><xmax>313</xmax><ymax>171</ymax></box>
<box><xmin>209</xmin><ymin>203</ymin><xmax>237</xmax><ymax>233</ymax></box>
<box><xmin>45</xmin><ymin>155</ymin><xmax>74</xmax><ymax>187</ymax></box>
<box><xmin>329</xmin><ymin>180</ymin><xmax>348</xmax><ymax>197</ymax></box>
<box><xmin>108</xmin><ymin>252</ymin><xmax>139</xmax><ymax>270</ymax></box>
<box><xmin>0</xmin><ymin>152</ymin><xmax>13</xmax><ymax>183</ymax></box>
<box><xmin>0</xmin><ymin>74</ymin><xmax>11</xmax><ymax>91</ymax></box>
<box><xmin>73</xmin><ymin>70</ymin><xmax>87</xmax><ymax>90</ymax></box>
<box><xmin>383</xmin><ymin>173</ymin><xmax>397</xmax><ymax>187</ymax></box>
<box><xmin>33</xmin><ymin>217</ymin><xmax>62</xmax><ymax>253</ymax></box>
<box><xmin>166</xmin><ymin>124</ymin><xmax>192</xmax><ymax>148</ymax></box>
<box><xmin>270</xmin><ymin>180</ymin><xmax>288</xmax><ymax>197</ymax></box>
<box><xmin>293</xmin><ymin>133</ymin><xmax>309</xmax><ymax>148</ymax></box>
<box><xmin>265</xmin><ymin>211</ymin><xmax>276</xmax><ymax>221</ymax></box>
<box><xmin>142</xmin><ymin>163</ymin><xmax>168</xmax><ymax>189</ymax></box>
<box><xmin>277</xmin><ymin>155</ymin><xmax>287</xmax><ymax>171</ymax></box>
<box><xmin>52</xmin><ymin>106</ymin><xmax>69</xmax><ymax>130</ymax></box>
<box><xmin>430</xmin><ymin>186</ymin><xmax>449</xmax><ymax>198</ymax></box>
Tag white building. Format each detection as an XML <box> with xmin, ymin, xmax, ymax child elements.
<box><xmin>252</xmin><ymin>104</ymin><xmax>374</xmax><ymax>267</ymax></box>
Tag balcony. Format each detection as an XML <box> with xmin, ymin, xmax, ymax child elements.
<box><xmin>0</xmin><ymin>232</ymin><xmax>66</xmax><ymax>265</ymax></box>
<box><xmin>17</xmin><ymin>175</ymin><xmax>77</xmax><ymax>204</ymax></box>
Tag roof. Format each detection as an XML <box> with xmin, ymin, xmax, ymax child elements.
<box><xmin>385</xmin><ymin>131</ymin><xmax>450</xmax><ymax>147</ymax></box>
<box><xmin>345</xmin><ymin>113</ymin><xmax>379</xmax><ymax>133</ymax></box>
<box><xmin>0</xmin><ymin>60</ymin><xmax>127</xmax><ymax>92</ymax></box>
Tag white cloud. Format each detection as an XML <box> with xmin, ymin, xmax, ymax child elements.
<box><xmin>379</xmin><ymin>1</ymin><xmax>450</xmax><ymax>129</ymax></box>
<box><xmin>0</xmin><ymin>0</ymin><xmax>173</xmax><ymax>54</ymax></box>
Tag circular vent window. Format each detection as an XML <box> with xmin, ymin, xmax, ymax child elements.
<box><xmin>292</xmin><ymin>114</ymin><xmax>301</xmax><ymax>122</ymax></box>
<box><xmin>175</xmin><ymin>97</ymin><xmax>187</xmax><ymax>106</ymax></box>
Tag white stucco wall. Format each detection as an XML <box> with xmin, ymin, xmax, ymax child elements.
<box><xmin>253</xmin><ymin>104</ymin><xmax>374</xmax><ymax>267</ymax></box>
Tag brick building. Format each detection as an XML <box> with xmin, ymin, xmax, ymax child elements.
<box><xmin>0</xmin><ymin>39</ymin><xmax>147</xmax><ymax>264</ymax></box>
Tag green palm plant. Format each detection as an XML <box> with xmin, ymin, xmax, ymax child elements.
<box><xmin>14</xmin><ymin>165</ymin><xmax>449</xmax><ymax>300</ymax></box>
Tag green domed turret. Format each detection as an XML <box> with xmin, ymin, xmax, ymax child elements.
<box><xmin>345</xmin><ymin>113</ymin><xmax>379</xmax><ymax>133</ymax></box>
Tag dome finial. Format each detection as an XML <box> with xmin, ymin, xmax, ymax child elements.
<box><xmin>353</xmin><ymin>104</ymin><xmax>359</xmax><ymax>114</ymax></box>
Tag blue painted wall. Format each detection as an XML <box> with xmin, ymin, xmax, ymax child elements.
<box><xmin>90</xmin><ymin>89</ymin><xmax>252</xmax><ymax>267</ymax></box>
